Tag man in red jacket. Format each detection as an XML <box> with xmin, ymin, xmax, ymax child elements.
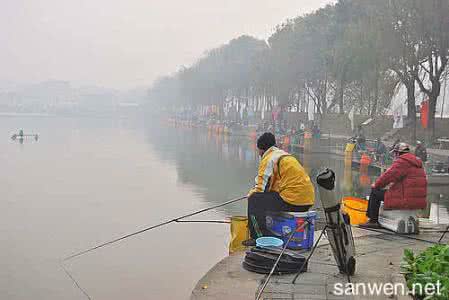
<box><xmin>360</xmin><ymin>143</ymin><xmax>427</xmax><ymax>228</ymax></box>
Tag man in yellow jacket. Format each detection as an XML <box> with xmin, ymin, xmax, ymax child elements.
<box><xmin>245</xmin><ymin>132</ymin><xmax>315</xmax><ymax>245</ymax></box>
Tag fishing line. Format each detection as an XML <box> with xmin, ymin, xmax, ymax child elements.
<box><xmin>61</xmin><ymin>195</ymin><xmax>247</xmax><ymax>299</ymax></box>
<box><xmin>64</xmin><ymin>196</ymin><xmax>246</xmax><ymax>261</ymax></box>
<box><xmin>60</xmin><ymin>260</ymin><xmax>92</xmax><ymax>300</ymax></box>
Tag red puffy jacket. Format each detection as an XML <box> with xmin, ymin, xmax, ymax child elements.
<box><xmin>373</xmin><ymin>153</ymin><xmax>427</xmax><ymax>210</ymax></box>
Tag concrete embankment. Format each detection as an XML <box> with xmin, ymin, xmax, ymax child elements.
<box><xmin>191</xmin><ymin>228</ymin><xmax>448</xmax><ymax>300</ymax></box>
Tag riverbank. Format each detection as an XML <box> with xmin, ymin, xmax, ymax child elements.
<box><xmin>167</xmin><ymin>119</ymin><xmax>449</xmax><ymax>298</ymax></box>
<box><xmin>191</xmin><ymin>228</ymin><xmax>448</xmax><ymax>300</ymax></box>
<box><xmin>167</xmin><ymin>118</ymin><xmax>449</xmax><ymax>164</ymax></box>
<box><xmin>328</xmin><ymin>133</ymin><xmax>449</xmax><ymax>161</ymax></box>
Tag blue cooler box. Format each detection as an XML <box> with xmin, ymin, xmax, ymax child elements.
<box><xmin>266</xmin><ymin>211</ymin><xmax>317</xmax><ymax>250</ymax></box>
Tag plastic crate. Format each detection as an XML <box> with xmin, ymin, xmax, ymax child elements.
<box><xmin>266</xmin><ymin>211</ymin><xmax>317</xmax><ymax>250</ymax></box>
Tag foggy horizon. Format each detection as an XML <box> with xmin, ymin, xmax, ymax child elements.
<box><xmin>1</xmin><ymin>0</ymin><xmax>333</xmax><ymax>91</ymax></box>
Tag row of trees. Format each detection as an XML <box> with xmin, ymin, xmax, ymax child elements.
<box><xmin>148</xmin><ymin>0</ymin><xmax>449</xmax><ymax>142</ymax></box>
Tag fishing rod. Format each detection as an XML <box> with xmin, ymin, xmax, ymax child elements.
<box><xmin>438</xmin><ymin>225</ymin><xmax>449</xmax><ymax>244</ymax></box>
<box><xmin>291</xmin><ymin>227</ymin><xmax>328</xmax><ymax>284</ymax></box>
<box><xmin>355</xmin><ymin>226</ymin><xmax>443</xmax><ymax>245</ymax></box>
<box><xmin>175</xmin><ymin>219</ymin><xmax>230</xmax><ymax>224</ymax></box>
<box><xmin>255</xmin><ymin>220</ymin><xmax>308</xmax><ymax>300</ymax></box>
<box><xmin>63</xmin><ymin>195</ymin><xmax>247</xmax><ymax>261</ymax></box>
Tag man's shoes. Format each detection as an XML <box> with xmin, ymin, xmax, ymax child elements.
<box><xmin>359</xmin><ymin>220</ymin><xmax>381</xmax><ymax>229</ymax></box>
<box><xmin>242</xmin><ymin>239</ymin><xmax>256</xmax><ymax>247</ymax></box>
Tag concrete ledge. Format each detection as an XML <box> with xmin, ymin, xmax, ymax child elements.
<box><xmin>191</xmin><ymin>229</ymin><xmax>448</xmax><ymax>300</ymax></box>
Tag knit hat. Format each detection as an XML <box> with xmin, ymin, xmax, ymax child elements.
<box><xmin>257</xmin><ymin>132</ymin><xmax>276</xmax><ymax>151</ymax></box>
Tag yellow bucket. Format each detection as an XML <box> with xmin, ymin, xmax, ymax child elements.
<box><xmin>229</xmin><ymin>216</ymin><xmax>249</xmax><ymax>254</ymax></box>
<box><xmin>342</xmin><ymin>197</ymin><xmax>368</xmax><ymax>225</ymax></box>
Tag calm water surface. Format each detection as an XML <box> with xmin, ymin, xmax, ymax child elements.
<box><xmin>1</xmin><ymin>116</ymin><xmax>447</xmax><ymax>300</ymax></box>
<box><xmin>1</xmin><ymin>116</ymin><xmax>247</xmax><ymax>300</ymax></box>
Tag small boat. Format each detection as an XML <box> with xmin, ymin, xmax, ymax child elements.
<box><xmin>11</xmin><ymin>133</ymin><xmax>39</xmax><ymax>141</ymax></box>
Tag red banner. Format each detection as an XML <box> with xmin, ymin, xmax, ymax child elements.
<box><xmin>421</xmin><ymin>100</ymin><xmax>429</xmax><ymax>128</ymax></box>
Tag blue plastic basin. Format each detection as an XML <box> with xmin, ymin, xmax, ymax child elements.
<box><xmin>256</xmin><ymin>236</ymin><xmax>284</xmax><ymax>248</ymax></box>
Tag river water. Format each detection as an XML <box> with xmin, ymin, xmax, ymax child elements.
<box><xmin>1</xmin><ymin>116</ymin><xmax>448</xmax><ymax>300</ymax></box>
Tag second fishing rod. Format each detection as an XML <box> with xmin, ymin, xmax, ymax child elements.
<box><xmin>64</xmin><ymin>195</ymin><xmax>247</xmax><ymax>261</ymax></box>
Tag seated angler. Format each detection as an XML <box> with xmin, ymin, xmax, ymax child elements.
<box><xmin>243</xmin><ymin>132</ymin><xmax>315</xmax><ymax>246</ymax></box>
<box><xmin>414</xmin><ymin>141</ymin><xmax>428</xmax><ymax>163</ymax></box>
<box><xmin>360</xmin><ymin>143</ymin><xmax>427</xmax><ymax>228</ymax></box>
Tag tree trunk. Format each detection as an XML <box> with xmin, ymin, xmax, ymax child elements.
<box><xmin>323</xmin><ymin>74</ymin><xmax>328</xmax><ymax>117</ymax></box>
<box><xmin>427</xmin><ymin>80</ymin><xmax>441</xmax><ymax>144</ymax></box>
<box><xmin>371</xmin><ymin>71</ymin><xmax>379</xmax><ymax>117</ymax></box>
<box><xmin>406</xmin><ymin>81</ymin><xmax>417</xmax><ymax>144</ymax></box>
<box><xmin>367</xmin><ymin>90</ymin><xmax>372</xmax><ymax>116</ymax></box>
<box><xmin>301</xmin><ymin>87</ymin><xmax>306</xmax><ymax>112</ymax></box>
<box><xmin>297</xmin><ymin>88</ymin><xmax>301</xmax><ymax>113</ymax></box>
<box><xmin>360</xmin><ymin>79</ymin><xmax>364</xmax><ymax>115</ymax></box>
<box><xmin>338</xmin><ymin>76</ymin><xmax>345</xmax><ymax>114</ymax></box>
<box><xmin>427</xmin><ymin>94</ymin><xmax>438</xmax><ymax>144</ymax></box>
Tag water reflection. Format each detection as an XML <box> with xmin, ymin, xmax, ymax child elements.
<box><xmin>1</xmin><ymin>116</ymin><xmax>447</xmax><ymax>300</ymax></box>
<box><xmin>145</xmin><ymin>125</ymin><xmax>258</xmax><ymax>216</ymax></box>
<box><xmin>149</xmin><ymin>122</ymin><xmax>449</xmax><ymax>225</ymax></box>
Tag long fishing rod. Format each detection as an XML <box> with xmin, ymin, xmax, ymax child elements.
<box><xmin>438</xmin><ymin>225</ymin><xmax>449</xmax><ymax>244</ymax></box>
<box><xmin>175</xmin><ymin>219</ymin><xmax>230</xmax><ymax>224</ymax></box>
<box><xmin>255</xmin><ymin>220</ymin><xmax>308</xmax><ymax>300</ymax></box>
<box><xmin>355</xmin><ymin>226</ymin><xmax>443</xmax><ymax>245</ymax></box>
<box><xmin>64</xmin><ymin>195</ymin><xmax>247</xmax><ymax>261</ymax></box>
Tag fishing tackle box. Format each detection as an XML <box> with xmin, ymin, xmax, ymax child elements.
<box><xmin>266</xmin><ymin>211</ymin><xmax>317</xmax><ymax>250</ymax></box>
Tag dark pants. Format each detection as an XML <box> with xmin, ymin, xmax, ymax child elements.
<box><xmin>247</xmin><ymin>192</ymin><xmax>312</xmax><ymax>239</ymax></box>
<box><xmin>367</xmin><ymin>189</ymin><xmax>385</xmax><ymax>221</ymax></box>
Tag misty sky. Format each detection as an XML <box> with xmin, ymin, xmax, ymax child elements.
<box><xmin>1</xmin><ymin>0</ymin><xmax>333</xmax><ymax>89</ymax></box>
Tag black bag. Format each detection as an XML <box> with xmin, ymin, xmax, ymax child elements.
<box><xmin>242</xmin><ymin>246</ymin><xmax>308</xmax><ymax>275</ymax></box>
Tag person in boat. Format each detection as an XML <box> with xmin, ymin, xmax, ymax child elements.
<box><xmin>244</xmin><ymin>132</ymin><xmax>315</xmax><ymax>245</ymax></box>
<box><xmin>19</xmin><ymin>129</ymin><xmax>24</xmax><ymax>137</ymax></box>
<box><xmin>415</xmin><ymin>141</ymin><xmax>427</xmax><ymax>163</ymax></box>
<box><xmin>360</xmin><ymin>143</ymin><xmax>427</xmax><ymax>228</ymax></box>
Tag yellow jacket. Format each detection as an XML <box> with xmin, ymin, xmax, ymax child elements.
<box><xmin>248</xmin><ymin>147</ymin><xmax>315</xmax><ymax>206</ymax></box>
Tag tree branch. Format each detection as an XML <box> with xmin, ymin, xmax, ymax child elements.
<box><xmin>414</xmin><ymin>73</ymin><xmax>431</xmax><ymax>96</ymax></box>
<box><xmin>436</xmin><ymin>55</ymin><xmax>448</xmax><ymax>78</ymax></box>
<box><xmin>419</xmin><ymin>62</ymin><xmax>431</xmax><ymax>75</ymax></box>
<box><xmin>428</xmin><ymin>54</ymin><xmax>434</xmax><ymax>79</ymax></box>
<box><xmin>390</xmin><ymin>65</ymin><xmax>409</xmax><ymax>85</ymax></box>
<box><xmin>305</xmin><ymin>84</ymin><xmax>318</xmax><ymax>104</ymax></box>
